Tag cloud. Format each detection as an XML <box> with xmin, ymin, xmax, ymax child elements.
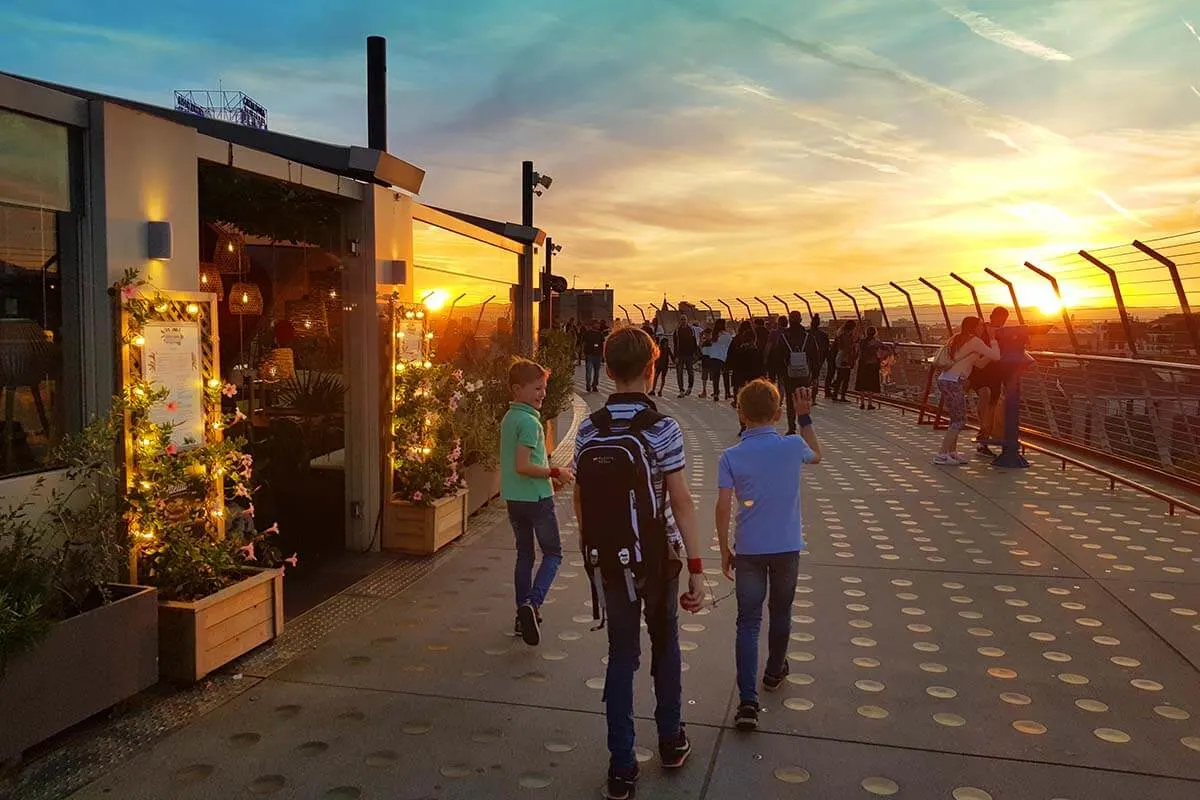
<box><xmin>939</xmin><ymin>5</ymin><xmax>1073</xmax><ymax>62</ymax></box>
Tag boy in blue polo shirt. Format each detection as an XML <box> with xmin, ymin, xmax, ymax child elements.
<box><xmin>716</xmin><ymin>378</ymin><xmax>822</xmax><ymax>731</ymax></box>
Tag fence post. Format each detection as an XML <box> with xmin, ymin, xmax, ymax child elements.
<box><xmin>861</xmin><ymin>286</ymin><xmax>889</xmax><ymax>332</ymax></box>
<box><xmin>632</xmin><ymin>304</ymin><xmax>647</xmax><ymax>322</ymax></box>
<box><xmin>950</xmin><ymin>273</ymin><xmax>983</xmax><ymax>320</ymax></box>
<box><xmin>755</xmin><ymin>297</ymin><xmax>773</xmax><ymax>317</ymax></box>
<box><xmin>815</xmin><ymin>291</ymin><xmax>837</xmax><ymax>320</ymax></box>
<box><xmin>773</xmin><ymin>295</ymin><xmax>790</xmax><ymax>314</ymax></box>
<box><xmin>1025</xmin><ymin>261</ymin><xmax>1080</xmax><ymax>353</ymax></box>
<box><xmin>1077</xmin><ymin>250</ymin><xmax>1139</xmax><ymax>358</ymax></box>
<box><xmin>1132</xmin><ymin>240</ymin><xmax>1200</xmax><ymax>357</ymax></box>
<box><xmin>983</xmin><ymin>268</ymin><xmax>1025</xmax><ymax>326</ymax></box>
<box><xmin>737</xmin><ymin>298</ymin><xmax>753</xmax><ymax>319</ymax></box>
<box><xmin>793</xmin><ymin>293</ymin><xmax>814</xmax><ymax>319</ymax></box>
<box><xmin>617</xmin><ymin>304</ymin><xmax>630</xmax><ymax>323</ymax></box>
<box><xmin>718</xmin><ymin>299</ymin><xmax>734</xmax><ymax>320</ymax></box>
<box><xmin>700</xmin><ymin>301</ymin><xmax>715</xmax><ymax>321</ymax></box>
<box><xmin>838</xmin><ymin>288</ymin><xmax>862</xmax><ymax>321</ymax></box>
<box><xmin>918</xmin><ymin>277</ymin><xmax>953</xmax><ymax>338</ymax></box>
<box><xmin>889</xmin><ymin>282</ymin><xmax>923</xmax><ymax>343</ymax></box>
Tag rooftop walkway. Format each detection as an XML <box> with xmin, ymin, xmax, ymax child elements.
<box><xmin>16</xmin><ymin>367</ymin><xmax>1200</xmax><ymax>799</ymax></box>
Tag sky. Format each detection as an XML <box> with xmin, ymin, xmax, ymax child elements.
<box><xmin>4</xmin><ymin>0</ymin><xmax>1200</xmax><ymax>308</ymax></box>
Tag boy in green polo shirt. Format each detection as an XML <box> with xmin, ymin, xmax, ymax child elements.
<box><xmin>501</xmin><ymin>358</ymin><xmax>574</xmax><ymax>646</ymax></box>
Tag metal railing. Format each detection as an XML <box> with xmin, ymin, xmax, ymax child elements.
<box><xmin>875</xmin><ymin>343</ymin><xmax>1200</xmax><ymax>487</ymax></box>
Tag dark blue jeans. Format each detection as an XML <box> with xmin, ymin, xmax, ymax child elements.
<box><xmin>507</xmin><ymin>497</ymin><xmax>562</xmax><ymax>608</ymax></box>
<box><xmin>586</xmin><ymin>355</ymin><xmax>603</xmax><ymax>390</ymax></box>
<box><xmin>603</xmin><ymin>575</ymin><xmax>681</xmax><ymax>771</ymax></box>
<box><xmin>735</xmin><ymin>552</ymin><xmax>801</xmax><ymax>704</ymax></box>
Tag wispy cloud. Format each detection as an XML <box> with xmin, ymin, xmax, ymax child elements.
<box><xmin>940</xmin><ymin>4</ymin><xmax>1072</xmax><ymax>62</ymax></box>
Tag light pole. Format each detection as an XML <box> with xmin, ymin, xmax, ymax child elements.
<box><xmin>521</xmin><ymin>160</ymin><xmax>553</xmax><ymax>348</ymax></box>
<box><xmin>541</xmin><ymin>238</ymin><xmax>562</xmax><ymax>330</ymax></box>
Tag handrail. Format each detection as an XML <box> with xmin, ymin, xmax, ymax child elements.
<box><xmin>886</xmin><ymin>341</ymin><xmax>1200</xmax><ymax>373</ymax></box>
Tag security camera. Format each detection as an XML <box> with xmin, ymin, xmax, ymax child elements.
<box><xmin>539</xmin><ymin>174</ymin><xmax>553</xmax><ymax>189</ymax></box>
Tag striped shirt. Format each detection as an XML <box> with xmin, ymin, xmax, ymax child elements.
<box><xmin>574</xmin><ymin>393</ymin><xmax>686</xmax><ymax>546</ymax></box>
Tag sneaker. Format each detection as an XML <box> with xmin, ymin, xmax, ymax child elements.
<box><xmin>735</xmin><ymin>701</ymin><xmax>759</xmax><ymax>731</ymax></box>
<box><xmin>517</xmin><ymin>603</ymin><xmax>540</xmax><ymax>646</ymax></box>
<box><xmin>934</xmin><ymin>453</ymin><xmax>958</xmax><ymax>466</ymax></box>
<box><xmin>763</xmin><ymin>662</ymin><xmax>789</xmax><ymax>691</ymax></box>
<box><xmin>659</xmin><ymin>727</ymin><xmax>691</xmax><ymax>768</ymax></box>
<box><xmin>976</xmin><ymin>444</ymin><xmax>995</xmax><ymax>457</ymax></box>
<box><xmin>513</xmin><ymin>614</ymin><xmax>522</xmax><ymax>637</ymax></box>
<box><xmin>604</xmin><ymin>765</ymin><xmax>639</xmax><ymax>799</ymax></box>
<box><xmin>677</xmin><ymin>392</ymin><xmax>687</xmax><ymax>399</ymax></box>
<box><xmin>952</xmin><ymin>452</ymin><xmax>971</xmax><ymax>464</ymax></box>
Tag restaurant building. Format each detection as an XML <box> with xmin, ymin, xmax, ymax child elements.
<box><xmin>0</xmin><ymin>66</ymin><xmax>542</xmax><ymax>557</ymax></box>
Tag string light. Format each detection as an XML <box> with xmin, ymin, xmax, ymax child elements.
<box><xmin>133</xmin><ymin>334</ymin><xmax>146</xmax><ymax>347</ymax></box>
<box><xmin>186</xmin><ymin>303</ymin><xmax>200</xmax><ymax>315</ymax></box>
<box><xmin>207</xmin><ymin>378</ymin><xmax>221</xmax><ymax>389</ymax></box>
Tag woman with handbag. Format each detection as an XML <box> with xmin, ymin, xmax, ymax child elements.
<box><xmin>934</xmin><ymin>317</ymin><xmax>1000</xmax><ymax>465</ymax></box>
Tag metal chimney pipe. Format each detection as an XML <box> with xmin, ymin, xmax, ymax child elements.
<box><xmin>367</xmin><ymin>36</ymin><xmax>388</xmax><ymax>151</ymax></box>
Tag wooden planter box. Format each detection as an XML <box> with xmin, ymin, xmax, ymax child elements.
<box><xmin>382</xmin><ymin>488</ymin><xmax>468</xmax><ymax>555</ymax></box>
<box><xmin>464</xmin><ymin>463</ymin><xmax>501</xmax><ymax>516</ymax></box>
<box><xmin>158</xmin><ymin>567</ymin><xmax>284</xmax><ymax>683</ymax></box>
<box><xmin>0</xmin><ymin>584</ymin><xmax>158</xmax><ymax>764</ymax></box>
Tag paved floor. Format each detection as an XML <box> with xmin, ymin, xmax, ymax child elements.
<box><xmin>58</xmin><ymin>370</ymin><xmax>1200</xmax><ymax>798</ymax></box>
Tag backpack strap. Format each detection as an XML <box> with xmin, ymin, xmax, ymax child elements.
<box><xmin>627</xmin><ymin>408</ymin><xmax>666</xmax><ymax>434</ymax></box>
<box><xmin>589</xmin><ymin>407</ymin><xmax>615</xmax><ymax>434</ymax></box>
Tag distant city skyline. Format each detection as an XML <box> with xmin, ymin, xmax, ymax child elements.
<box><xmin>5</xmin><ymin>1</ymin><xmax>1200</xmax><ymax>302</ymax></box>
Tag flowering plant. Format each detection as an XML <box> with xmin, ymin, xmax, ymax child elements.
<box><xmin>112</xmin><ymin>271</ymin><xmax>294</xmax><ymax>601</ymax></box>
<box><xmin>391</xmin><ymin>363</ymin><xmax>465</xmax><ymax>506</ymax></box>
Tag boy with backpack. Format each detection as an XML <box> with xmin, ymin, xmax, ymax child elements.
<box><xmin>500</xmin><ymin>358</ymin><xmax>574</xmax><ymax>646</ymax></box>
<box><xmin>574</xmin><ymin>326</ymin><xmax>706</xmax><ymax>800</ymax></box>
<box><xmin>716</xmin><ymin>379</ymin><xmax>822</xmax><ymax>731</ymax></box>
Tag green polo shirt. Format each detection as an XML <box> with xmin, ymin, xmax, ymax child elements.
<box><xmin>500</xmin><ymin>402</ymin><xmax>553</xmax><ymax>502</ymax></box>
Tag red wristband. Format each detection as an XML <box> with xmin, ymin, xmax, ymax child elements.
<box><xmin>687</xmin><ymin>558</ymin><xmax>704</xmax><ymax>575</ymax></box>
<box><xmin>549</xmin><ymin>467</ymin><xmax>561</xmax><ymax>479</ymax></box>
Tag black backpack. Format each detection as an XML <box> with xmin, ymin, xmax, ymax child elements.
<box><xmin>675</xmin><ymin>325</ymin><xmax>697</xmax><ymax>358</ymax></box>
<box><xmin>576</xmin><ymin>407</ymin><xmax>669</xmax><ymax>629</ymax></box>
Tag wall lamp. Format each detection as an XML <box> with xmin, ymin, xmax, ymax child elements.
<box><xmin>146</xmin><ymin>221</ymin><xmax>172</xmax><ymax>260</ymax></box>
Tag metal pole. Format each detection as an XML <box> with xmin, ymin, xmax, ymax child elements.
<box><xmin>814</xmin><ymin>291</ymin><xmax>837</xmax><ymax>320</ymax></box>
<box><xmin>737</xmin><ymin>298</ymin><xmax>753</xmax><ymax>319</ymax></box>
<box><xmin>518</xmin><ymin>161</ymin><xmax>535</xmax><ymax>352</ymax></box>
<box><xmin>919</xmin><ymin>277</ymin><xmax>953</xmax><ymax>338</ymax></box>
<box><xmin>444</xmin><ymin>292</ymin><xmax>466</xmax><ymax>333</ymax></box>
<box><xmin>1132</xmin><ymin>240</ymin><xmax>1200</xmax><ymax>357</ymax></box>
<box><xmin>755</xmin><ymin>297</ymin><xmax>772</xmax><ymax>317</ymax></box>
<box><xmin>793</xmin><ymin>293</ymin><xmax>813</xmax><ymax>319</ymax></box>
<box><xmin>1024</xmin><ymin>261</ymin><xmax>1079</xmax><ymax>353</ymax></box>
<box><xmin>838</xmin><ymin>288</ymin><xmax>861</xmax><ymax>321</ymax></box>
<box><xmin>773</xmin><ymin>295</ymin><xmax>790</xmax><ymax>314</ymax></box>
<box><xmin>540</xmin><ymin>237</ymin><xmax>554</xmax><ymax>331</ymax></box>
<box><xmin>473</xmin><ymin>295</ymin><xmax>495</xmax><ymax>338</ymax></box>
<box><xmin>366</xmin><ymin>37</ymin><xmax>388</xmax><ymax>151</ymax></box>
<box><xmin>718</xmin><ymin>299</ymin><xmax>733</xmax><ymax>320</ymax></box>
<box><xmin>1078</xmin><ymin>249</ymin><xmax>1139</xmax><ymax>358</ymax></box>
<box><xmin>700</xmin><ymin>301</ymin><xmax>715</xmax><ymax>320</ymax></box>
<box><xmin>860</xmin><ymin>286</ymin><xmax>889</xmax><ymax>331</ymax></box>
<box><xmin>632</xmin><ymin>304</ymin><xmax>647</xmax><ymax>323</ymax></box>
<box><xmin>889</xmin><ymin>282</ymin><xmax>923</xmax><ymax>343</ymax></box>
<box><xmin>617</xmin><ymin>304</ymin><xmax>630</xmax><ymax>324</ymax></box>
<box><xmin>983</xmin><ymin>268</ymin><xmax>1025</xmax><ymax>326</ymax></box>
<box><xmin>950</xmin><ymin>272</ymin><xmax>983</xmax><ymax>320</ymax></box>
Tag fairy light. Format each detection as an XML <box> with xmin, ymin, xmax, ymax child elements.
<box><xmin>186</xmin><ymin>303</ymin><xmax>200</xmax><ymax>315</ymax></box>
<box><xmin>207</xmin><ymin>378</ymin><xmax>221</xmax><ymax>389</ymax></box>
<box><xmin>132</xmin><ymin>334</ymin><xmax>146</xmax><ymax>347</ymax></box>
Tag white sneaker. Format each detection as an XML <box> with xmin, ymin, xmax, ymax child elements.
<box><xmin>952</xmin><ymin>452</ymin><xmax>971</xmax><ymax>464</ymax></box>
<box><xmin>934</xmin><ymin>453</ymin><xmax>960</xmax><ymax>466</ymax></box>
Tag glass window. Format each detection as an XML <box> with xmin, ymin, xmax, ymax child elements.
<box><xmin>0</xmin><ymin>109</ymin><xmax>71</xmax><ymax>212</ymax></box>
<box><xmin>412</xmin><ymin>221</ymin><xmax>520</xmax><ymax>361</ymax></box>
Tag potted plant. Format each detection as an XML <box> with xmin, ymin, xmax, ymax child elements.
<box><xmin>0</xmin><ymin>413</ymin><xmax>158</xmax><ymax>765</ymax></box>
<box><xmin>536</xmin><ymin>329</ymin><xmax>578</xmax><ymax>452</ymax></box>
<box><xmin>382</xmin><ymin>363</ymin><xmax>468</xmax><ymax>554</ymax></box>
<box><xmin>452</xmin><ymin>348</ymin><xmax>510</xmax><ymax>516</ymax></box>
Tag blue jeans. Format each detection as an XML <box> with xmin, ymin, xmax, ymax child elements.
<box><xmin>603</xmin><ymin>575</ymin><xmax>681</xmax><ymax>771</ymax></box>
<box><xmin>507</xmin><ymin>497</ymin><xmax>563</xmax><ymax>608</ymax></box>
<box><xmin>735</xmin><ymin>552</ymin><xmax>801</xmax><ymax>704</ymax></box>
<box><xmin>586</xmin><ymin>355</ymin><xmax>603</xmax><ymax>390</ymax></box>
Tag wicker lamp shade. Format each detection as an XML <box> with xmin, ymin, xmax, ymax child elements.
<box><xmin>261</xmin><ymin>348</ymin><xmax>295</xmax><ymax>381</ymax></box>
<box><xmin>229</xmin><ymin>282</ymin><xmax>264</xmax><ymax>315</ymax></box>
<box><xmin>198</xmin><ymin>262</ymin><xmax>224</xmax><ymax>300</ymax></box>
<box><xmin>307</xmin><ymin>269</ymin><xmax>342</xmax><ymax>316</ymax></box>
<box><xmin>286</xmin><ymin>295</ymin><xmax>329</xmax><ymax>338</ymax></box>
<box><xmin>209</xmin><ymin>224</ymin><xmax>245</xmax><ymax>274</ymax></box>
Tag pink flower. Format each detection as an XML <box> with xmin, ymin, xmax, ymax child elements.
<box><xmin>165</xmin><ymin>401</ymin><xmax>179</xmax><ymax>413</ymax></box>
<box><xmin>263</xmin><ymin>522</ymin><xmax>280</xmax><ymax>536</ymax></box>
<box><xmin>453</xmin><ymin>369</ymin><xmax>464</xmax><ymax>381</ymax></box>
<box><xmin>412</xmin><ymin>491</ymin><xmax>423</xmax><ymax>503</ymax></box>
<box><xmin>165</xmin><ymin>443</ymin><xmax>178</xmax><ymax>456</ymax></box>
<box><xmin>234</xmin><ymin>483</ymin><xmax>252</xmax><ymax>498</ymax></box>
<box><xmin>284</xmin><ymin>553</ymin><xmax>298</xmax><ymax>568</ymax></box>
<box><xmin>221</xmin><ymin>382</ymin><xmax>238</xmax><ymax>398</ymax></box>
<box><xmin>239</xmin><ymin>542</ymin><xmax>257</xmax><ymax>561</ymax></box>
<box><xmin>120</xmin><ymin>285</ymin><xmax>138</xmax><ymax>301</ymax></box>
<box><xmin>246</xmin><ymin>503</ymin><xmax>255</xmax><ymax>518</ymax></box>
<box><xmin>233</xmin><ymin>409</ymin><xmax>247</xmax><ymax>424</ymax></box>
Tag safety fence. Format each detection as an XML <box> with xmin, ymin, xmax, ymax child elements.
<box><xmin>875</xmin><ymin>344</ymin><xmax>1200</xmax><ymax>486</ymax></box>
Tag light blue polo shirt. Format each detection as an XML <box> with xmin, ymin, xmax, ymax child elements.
<box><xmin>717</xmin><ymin>426</ymin><xmax>816</xmax><ymax>555</ymax></box>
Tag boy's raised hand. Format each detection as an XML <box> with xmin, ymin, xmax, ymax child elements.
<box><xmin>794</xmin><ymin>386</ymin><xmax>812</xmax><ymax>417</ymax></box>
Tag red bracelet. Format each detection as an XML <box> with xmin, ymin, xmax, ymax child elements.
<box><xmin>687</xmin><ymin>558</ymin><xmax>703</xmax><ymax>575</ymax></box>
<box><xmin>549</xmin><ymin>467</ymin><xmax>561</xmax><ymax>479</ymax></box>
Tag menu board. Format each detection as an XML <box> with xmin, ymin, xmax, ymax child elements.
<box><xmin>142</xmin><ymin>321</ymin><xmax>205</xmax><ymax>448</ymax></box>
<box><xmin>395</xmin><ymin>317</ymin><xmax>426</xmax><ymax>363</ymax></box>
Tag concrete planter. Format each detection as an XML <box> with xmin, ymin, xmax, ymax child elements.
<box><xmin>158</xmin><ymin>567</ymin><xmax>284</xmax><ymax>683</ymax></box>
<box><xmin>0</xmin><ymin>584</ymin><xmax>159</xmax><ymax>763</ymax></box>
<box><xmin>382</xmin><ymin>488</ymin><xmax>468</xmax><ymax>555</ymax></box>
<box><xmin>464</xmin><ymin>463</ymin><xmax>500</xmax><ymax>516</ymax></box>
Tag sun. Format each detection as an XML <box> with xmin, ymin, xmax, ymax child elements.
<box><xmin>423</xmin><ymin>289</ymin><xmax>449</xmax><ymax>312</ymax></box>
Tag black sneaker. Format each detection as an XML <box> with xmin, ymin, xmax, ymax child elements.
<box><xmin>977</xmin><ymin>444</ymin><xmax>995</xmax><ymax>457</ymax></box>
<box><xmin>763</xmin><ymin>662</ymin><xmax>789</xmax><ymax>692</ymax></box>
<box><xmin>659</xmin><ymin>726</ymin><xmax>691</xmax><ymax>768</ymax></box>
<box><xmin>734</xmin><ymin>701</ymin><xmax>759</xmax><ymax>731</ymax></box>
<box><xmin>517</xmin><ymin>603</ymin><xmax>540</xmax><ymax>646</ymax></box>
<box><xmin>513</xmin><ymin>614</ymin><xmax>522</xmax><ymax>637</ymax></box>
<box><xmin>604</xmin><ymin>765</ymin><xmax>639</xmax><ymax>799</ymax></box>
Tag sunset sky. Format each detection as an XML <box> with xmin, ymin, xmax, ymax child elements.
<box><xmin>4</xmin><ymin>0</ymin><xmax>1200</xmax><ymax>308</ymax></box>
